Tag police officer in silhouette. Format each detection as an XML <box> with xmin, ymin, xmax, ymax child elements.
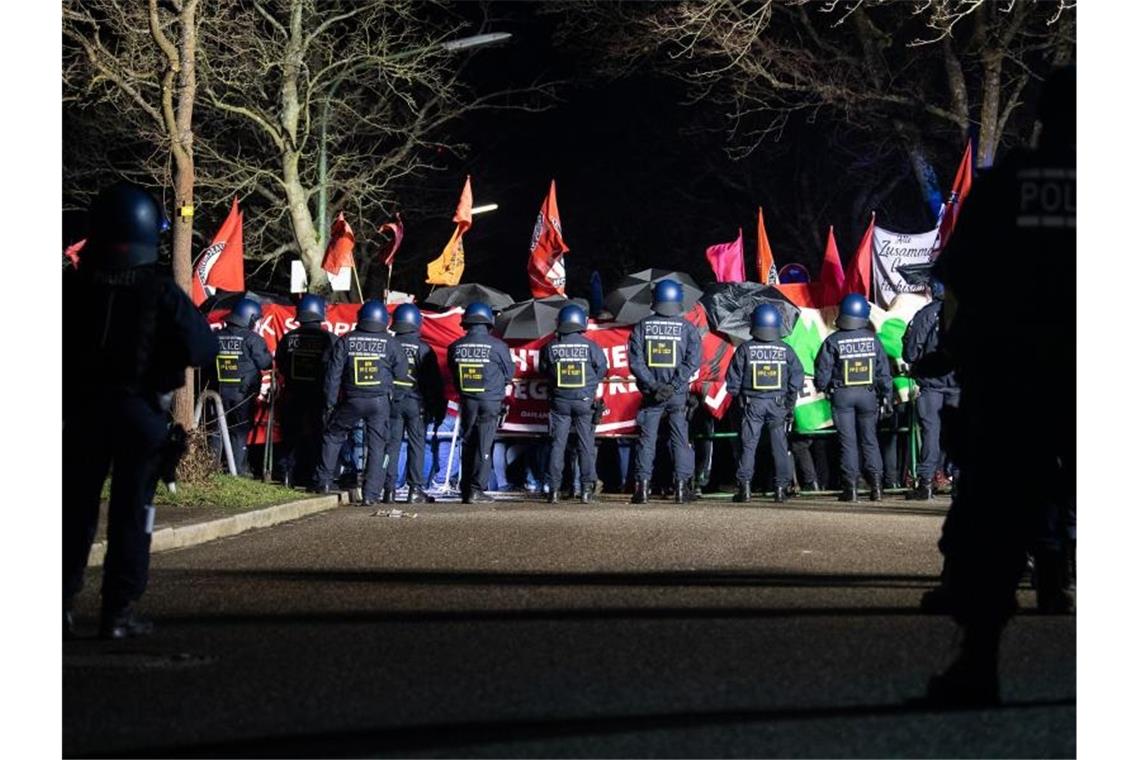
<box><xmin>447</xmin><ymin>302</ymin><xmax>515</xmax><ymax>504</ymax></box>
<box><xmin>814</xmin><ymin>293</ymin><xmax>893</xmax><ymax>502</ymax></box>
<box><xmin>63</xmin><ymin>183</ymin><xmax>217</xmax><ymax>639</ymax></box>
<box><xmin>628</xmin><ymin>279</ymin><xmax>702</xmax><ymax>503</ymax></box>
<box><xmin>209</xmin><ymin>296</ymin><xmax>272</xmax><ymax>475</ymax></box>
<box><xmin>540</xmin><ymin>304</ymin><xmax>609</xmax><ymax>504</ymax></box>
<box><xmin>726</xmin><ymin>304</ymin><xmax>805</xmax><ymax>503</ymax></box>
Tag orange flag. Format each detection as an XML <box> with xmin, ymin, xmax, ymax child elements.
<box><xmin>192</xmin><ymin>197</ymin><xmax>244</xmax><ymax>306</ymax></box>
<box><xmin>322</xmin><ymin>212</ymin><xmax>356</xmax><ymax>273</ymax></box>
<box><xmin>426</xmin><ymin>176</ymin><xmax>474</xmax><ymax>287</ymax></box>
<box><xmin>527</xmin><ymin>180</ymin><xmax>570</xmax><ymax>298</ymax></box>
<box><xmin>756</xmin><ymin>207</ymin><xmax>778</xmax><ymax>285</ymax></box>
<box><xmin>818</xmin><ymin>226</ymin><xmax>846</xmax><ymax>306</ymax></box>
<box><xmin>843</xmin><ymin>213</ymin><xmax>876</xmax><ymax>298</ymax></box>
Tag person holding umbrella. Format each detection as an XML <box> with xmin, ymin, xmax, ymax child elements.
<box><xmin>628</xmin><ymin>279</ymin><xmax>702</xmax><ymax>503</ymax></box>
<box><xmin>539</xmin><ymin>304</ymin><xmax>609</xmax><ymax>504</ymax></box>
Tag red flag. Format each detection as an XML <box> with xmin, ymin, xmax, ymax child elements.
<box><xmin>843</xmin><ymin>213</ymin><xmax>876</xmax><ymax>297</ymax></box>
<box><xmin>322</xmin><ymin>212</ymin><xmax>356</xmax><ymax>274</ymax></box>
<box><xmin>64</xmin><ymin>238</ymin><xmax>86</xmax><ymax>268</ymax></box>
<box><xmin>705</xmin><ymin>228</ymin><xmax>745</xmax><ymax>283</ymax></box>
<box><xmin>526</xmin><ymin>180</ymin><xmax>570</xmax><ymax>298</ymax></box>
<box><xmin>756</xmin><ymin>208</ymin><xmax>778</xmax><ymax>285</ymax></box>
<box><xmin>455</xmin><ymin>175</ymin><xmax>473</xmax><ymax>233</ymax></box>
<box><xmin>379</xmin><ymin>214</ymin><xmax>405</xmax><ymax>267</ymax></box>
<box><xmin>936</xmin><ymin>142</ymin><xmax>974</xmax><ymax>253</ymax></box>
<box><xmin>191</xmin><ymin>198</ymin><xmax>245</xmax><ymax>306</ymax></box>
<box><xmin>818</xmin><ymin>226</ymin><xmax>846</xmax><ymax>306</ymax></box>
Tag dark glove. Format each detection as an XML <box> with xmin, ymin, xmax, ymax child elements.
<box><xmin>653</xmin><ymin>383</ymin><xmax>675</xmax><ymax>403</ymax></box>
<box><xmin>497</xmin><ymin>402</ymin><xmax>510</xmax><ymax>428</ymax></box>
<box><xmin>591</xmin><ymin>401</ymin><xmax>606</xmax><ymax>425</ymax></box>
<box><xmin>785</xmin><ymin>411</ymin><xmax>795</xmax><ymax>436</ymax></box>
<box><xmin>878</xmin><ymin>395</ymin><xmax>894</xmax><ymax>420</ymax></box>
<box><xmin>684</xmin><ymin>393</ymin><xmax>700</xmax><ymax>421</ymax></box>
<box><xmin>323</xmin><ymin>405</ymin><xmax>336</xmax><ymax>427</ymax></box>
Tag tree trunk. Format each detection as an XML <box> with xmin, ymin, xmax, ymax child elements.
<box><xmin>976</xmin><ymin>50</ymin><xmax>1003</xmax><ymax>169</ymax></box>
<box><xmin>283</xmin><ymin>149</ymin><xmax>327</xmax><ymax>287</ymax></box>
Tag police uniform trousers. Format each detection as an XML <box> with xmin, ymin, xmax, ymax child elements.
<box><xmin>277</xmin><ymin>390</ymin><xmax>324</xmax><ymax>487</ymax></box>
<box><xmin>915</xmin><ymin>386</ymin><xmax>961</xmax><ymax>481</ymax></box>
<box><xmin>634</xmin><ymin>394</ymin><xmax>695</xmax><ymax>482</ymax></box>
<box><xmin>384</xmin><ymin>393</ymin><xmax>427</xmax><ymax>491</ymax></box>
<box><xmin>735</xmin><ymin>397</ymin><xmax>792</xmax><ymax>489</ymax></box>
<box><xmin>316</xmin><ymin>395</ymin><xmax>391</xmax><ymax>500</ymax></box>
<box><xmin>829</xmin><ymin>386</ymin><xmax>883</xmax><ymax>484</ymax></box>
<box><xmin>459</xmin><ymin>396</ymin><xmax>500</xmax><ymax>494</ymax></box>
<box><xmin>64</xmin><ymin>392</ymin><xmax>167</xmax><ymax>611</ymax></box>
<box><xmin>547</xmin><ymin>397</ymin><xmax>597</xmax><ymax>491</ymax></box>
<box><xmin>216</xmin><ymin>387</ymin><xmax>256</xmax><ymax>475</ymax></box>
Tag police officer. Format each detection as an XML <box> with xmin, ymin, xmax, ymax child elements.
<box><xmin>447</xmin><ymin>302</ymin><xmax>515</xmax><ymax>503</ymax></box>
<box><xmin>903</xmin><ymin>279</ymin><xmax>959</xmax><ymax>500</ymax></box>
<box><xmin>273</xmin><ymin>293</ymin><xmax>336</xmax><ymax>488</ymax></box>
<box><xmin>382</xmin><ymin>303</ymin><xmax>445</xmax><ymax>504</ymax></box>
<box><xmin>814</xmin><ymin>293</ymin><xmax>893</xmax><ymax>502</ymax></box>
<box><xmin>312</xmin><ymin>300</ymin><xmax>408</xmax><ymax>506</ymax></box>
<box><xmin>210</xmin><ymin>296</ymin><xmax>272</xmax><ymax>475</ymax></box>
<box><xmin>63</xmin><ymin>183</ymin><xmax>218</xmax><ymax>639</ymax></box>
<box><xmin>628</xmin><ymin>279</ymin><xmax>702</xmax><ymax>503</ymax></box>
<box><xmin>540</xmin><ymin>304</ymin><xmax>609</xmax><ymax>504</ymax></box>
<box><xmin>725</xmin><ymin>304</ymin><xmax>805</xmax><ymax>503</ymax></box>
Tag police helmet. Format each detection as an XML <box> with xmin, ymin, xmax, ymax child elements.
<box><xmin>357</xmin><ymin>299</ymin><xmax>389</xmax><ymax>333</ymax></box>
<box><xmin>391</xmin><ymin>303</ymin><xmax>423</xmax><ymax>334</ymax></box>
<box><xmin>85</xmin><ymin>183</ymin><xmax>168</xmax><ymax>271</ymax></box>
<box><xmin>461</xmin><ymin>301</ymin><xmax>494</xmax><ymax>327</ymax></box>
<box><xmin>651</xmin><ymin>279</ymin><xmax>685</xmax><ymax>317</ymax></box>
<box><xmin>226</xmin><ymin>297</ymin><xmax>262</xmax><ymax>329</ymax></box>
<box><xmin>836</xmin><ymin>293</ymin><xmax>871</xmax><ymax>330</ymax></box>
<box><xmin>556</xmin><ymin>304</ymin><xmax>588</xmax><ymax>335</ymax></box>
<box><xmin>750</xmin><ymin>303</ymin><xmax>782</xmax><ymax>341</ymax></box>
<box><xmin>296</xmin><ymin>293</ymin><xmax>326</xmax><ymax>324</ymax></box>
<box><xmin>929</xmin><ymin>278</ymin><xmax>945</xmax><ymax>300</ymax></box>
<box><xmin>778</xmin><ymin>263</ymin><xmax>811</xmax><ymax>284</ymax></box>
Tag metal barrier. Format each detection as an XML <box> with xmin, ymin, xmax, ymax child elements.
<box><xmin>194</xmin><ymin>389</ymin><xmax>238</xmax><ymax>476</ymax></box>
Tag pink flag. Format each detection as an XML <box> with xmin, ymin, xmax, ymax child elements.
<box><xmin>818</xmin><ymin>226</ymin><xmax>846</xmax><ymax>306</ymax></box>
<box><xmin>64</xmin><ymin>238</ymin><xmax>86</xmax><ymax>268</ymax></box>
<box><xmin>705</xmin><ymin>228</ymin><xmax>745</xmax><ymax>283</ymax></box>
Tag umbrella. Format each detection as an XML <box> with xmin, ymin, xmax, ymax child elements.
<box><xmin>198</xmin><ymin>289</ymin><xmax>293</xmax><ymax>314</ymax></box>
<box><xmin>603</xmin><ymin>268</ymin><xmax>704</xmax><ymax>325</ymax></box>
<box><xmin>699</xmin><ymin>282</ymin><xmax>800</xmax><ymax>345</ymax></box>
<box><xmin>493</xmin><ymin>296</ymin><xmax>590</xmax><ymax>341</ymax></box>
<box><xmin>897</xmin><ymin>261</ymin><xmax>936</xmax><ymax>286</ymax></box>
<box><xmin>424</xmin><ymin>283</ymin><xmax>515</xmax><ymax>311</ymax></box>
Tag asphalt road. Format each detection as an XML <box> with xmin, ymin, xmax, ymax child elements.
<box><xmin>63</xmin><ymin>494</ymin><xmax>1075</xmax><ymax>758</ymax></box>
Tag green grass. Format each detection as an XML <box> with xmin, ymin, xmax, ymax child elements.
<box><xmin>101</xmin><ymin>474</ymin><xmax>300</xmax><ymax>510</ymax></box>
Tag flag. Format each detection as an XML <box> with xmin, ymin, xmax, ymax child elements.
<box><xmin>843</xmin><ymin>213</ymin><xmax>876</xmax><ymax>297</ymax></box>
<box><xmin>818</xmin><ymin>226</ymin><xmax>845</xmax><ymax>306</ymax></box>
<box><xmin>64</xmin><ymin>238</ymin><xmax>86</xmax><ymax>268</ymax></box>
<box><xmin>936</xmin><ymin>142</ymin><xmax>974</xmax><ymax>254</ymax></box>
<box><xmin>526</xmin><ymin>180</ymin><xmax>570</xmax><ymax>298</ymax></box>
<box><xmin>426</xmin><ymin>176</ymin><xmax>474</xmax><ymax>286</ymax></box>
<box><xmin>322</xmin><ymin>212</ymin><xmax>355</xmax><ymax>274</ymax></box>
<box><xmin>756</xmin><ymin>208</ymin><xmax>778</xmax><ymax>285</ymax></box>
<box><xmin>705</xmin><ymin>228</ymin><xmax>745</xmax><ymax>283</ymax></box>
<box><xmin>379</xmin><ymin>214</ymin><xmax>405</xmax><ymax>267</ymax></box>
<box><xmin>192</xmin><ymin>197</ymin><xmax>244</xmax><ymax>306</ymax></box>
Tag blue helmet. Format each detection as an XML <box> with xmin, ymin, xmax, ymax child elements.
<box><xmin>296</xmin><ymin>293</ymin><xmax>326</xmax><ymax>324</ymax></box>
<box><xmin>86</xmin><ymin>182</ymin><xmax>167</xmax><ymax>271</ymax></box>
<box><xmin>930</xmin><ymin>278</ymin><xmax>945</xmax><ymax>300</ymax></box>
<box><xmin>391</xmin><ymin>303</ymin><xmax>423</xmax><ymax>334</ymax></box>
<box><xmin>556</xmin><ymin>304</ymin><xmax>588</xmax><ymax>334</ymax></box>
<box><xmin>750</xmin><ymin>303</ymin><xmax>782</xmax><ymax>341</ymax></box>
<box><xmin>651</xmin><ymin>278</ymin><xmax>685</xmax><ymax>317</ymax></box>
<box><xmin>778</xmin><ymin>263</ymin><xmax>811</xmax><ymax>284</ymax></box>
<box><xmin>226</xmin><ymin>297</ymin><xmax>262</xmax><ymax>329</ymax></box>
<box><xmin>461</xmin><ymin>301</ymin><xmax>494</xmax><ymax>327</ymax></box>
<box><xmin>357</xmin><ymin>299</ymin><xmax>389</xmax><ymax>332</ymax></box>
<box><xmin>836</xmin><ymin>293</ymin><xmax>871</xmax><ymax>330</ymax></box>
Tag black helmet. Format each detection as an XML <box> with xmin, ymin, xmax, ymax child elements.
<box><xmin>85</xmin><ymin>183</ymin><xmax>167</xmax><ymax>271</ymax></box>
<box><xmin>391</xmin><ymin>303</ymin><xmax>423</xmax><ymax>334</ymax></box>
<box><xmin>556</xmin><ymin>304</ymin><xmax>588</xmax><ymax>334</ymax></box>
<box><xmin>651</xmin><ymin>279</ymin><xmax>685</xmax><ymax>317</ymax></box>
<box><xmin>357</xmin><ymin>299</ymin><xmax>389</xmax><ymax>333</ymax></box>
<box><xmin>836</xmin><ymin>293</ymin><xmax>871</xmax><ymax>330</ymax></box>
<box><xmin>296</xmin><ymin>293</ymin><xmax>326</xmax><ymax>324</ymax></box>
<box><xmin>750</xmin><ymin>303</ymin><xmax>782</xmax><ymax>341</ymax></box>
<box><xmin>461</xmin><ymin>302</ymin><xmax>494</xmax><ymax>327</ymax></box>
<box><xmin>226</xmin><ymin>297</ymin><xmax>262</xmax><ymax>329</ymax></box>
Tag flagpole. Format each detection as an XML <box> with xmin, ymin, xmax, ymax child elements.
<box><xmin>351</xmin><ymin>261</ymin><xmax>365</xmax><ymax>303</ymax></box>
<box><xmin>385</xmin><ymin>263</ymin><xmax>394</xmax><ymax>301</ymax></box>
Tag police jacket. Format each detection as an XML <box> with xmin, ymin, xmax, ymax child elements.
<box><xmin>539</xmin><ymin>332</ymin><xmax>609</xmax><ymax>402</ymax></box>
<box><xmin>63</xmin><ymin>266</ymin><xmax>217</xmax><ymax>417</ymax></box>
<box><xmin>903</xmin><ymin>299</ymin><xmax>957</xmax><ymax>390</ymax></box>
<box><xmin>392</xmin><ymin>332</ymin><xmax>444</xmax><ymax>409</ymax></box>
<box><xmin>814</xmin><ymin>326</ymin><xmax>892</xmax><ymax>398</ymax></box>
<box><xmin>324</xmin><ymin>328</ymin><xmax>409</xmax><ymax>406</ymax></box>
<box><xmin>274</xmin><ymin>324</ymin><xmax>336</xmax><ymax>397</ymax></box>
<box><xmin>725</xmin><ymin>338</ymin><xmax>804</xmax><ymax>409</ymax></box>
<box><xmin>212</xmin><ymin>324</ymin><xmax>273</xmax><ymax>395</ymax></box>
<box><xmin>628</xmin><ymin>313</ymin><xmax>702</xmax><ymax>395</ymax></box>
<box><xmin>446</xmin><ymin>325</ymin><xmax>515</xmax><ymax>403</ymax></box>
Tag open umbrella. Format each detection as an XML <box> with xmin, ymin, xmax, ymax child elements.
<box><xmin>424</xmin><ymin>283</ymin><xmax>515</xmax><ymax>311</ymax></box>
<box><xmin>603</xmin><ymin>269</ymin><xmax>704</xmax><ymax>325</ymax></box>
<box><xmin>494</xmin><ymin>296</ymin><xmax>590</xmax><ymax>341</ymax></box>
<box><xmin>699</xmin><ymin>282</ymin><xmax>800</xmax><ymax>345</ymax></box>
<box><xmin>198</xmin><ymin>289</ymin><xmax>294</xmax><ymax>315</ymax></box>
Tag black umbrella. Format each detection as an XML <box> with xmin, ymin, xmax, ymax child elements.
<box><xmin>198</xmin><ymin>289</ymin><xmax>294</xmax><ymax>314</ymax></box>
<box><xmin>424</xmin><ymin>283</ymin><xmax>515</xmax><ymax>311</ymax></box>
<box><xmin>494</xmin><ymin>296</ymin><xmax>590</xmax><ymax>341</ymax></box>
<box><xmin>699</xmin><ymin>282</ymin><xmax>800</xmax><ymax>345</ymax></box>
<box><xmin>603</xmin><ymin>269</ymin><xmax>704</xmax><ymax>325</ymax></box>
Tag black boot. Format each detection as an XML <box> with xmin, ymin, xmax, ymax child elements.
<box><xmin>805</xmin><ymin>480</ymin><xmax>821</xmax><ymax>492</ymax></box>
<box><xmin>674</xmin><ymin>478</ymin><xmax>694</xmax><ymax>504</ymax></box>
<box><xmin>99</xmin><ymin>605</ymin><xmax>155</xmax><ymax>640</ymax></box>
<box><xmin>64</xmin><ymin>604</ymin><xmax>76</xmax><ymax>641</ymax></box>
<box><xmin>732</xmin><ymin>481</ymin><xmax>750</xmax><ymax>503</ymax></box>
<box><xmin>632</xmin><ymin>479</ymin><xmax>648</xmax><ymax>504</ymax></box>
<box><xmin>774</xmin><ymin>486</ymin><xmax>787</xmax><ymax>503</ymax></box>
<box><xmin>464</xmin><ymin>488</ymin><xmax>495</xmax><ymax>504</ymax></box>
<box><xmin>407</xmin><ymin>486</ymin><xmax>435</xmax><ymax>504</ymax></box>
<box><xmin>906</xmin><ymin>480</ymin><xmax>933</xmax><ymax>501</ymax></box>
<box><xmin>839</xmin><ymin>482</ymin><xmax>858</xmax><ymax>502</ymax></box>
<box><xmin>580</xmin><ymin>483</ymin><xmax>594</xmax><ymax>504</ymax></box>
<box><xmin>547</xmin><ymin>489</ymin><xmax>559</xmax><ymax>504</ymax></box>
<box><xmin>870</xmin><ymin>477</ymin><xmax>883</xmax><ymax>502</ymax></box>
<box><xmin>308</xmin><ymin>483</ymin><xmax>331</xmax><ymax>495</ymax></box>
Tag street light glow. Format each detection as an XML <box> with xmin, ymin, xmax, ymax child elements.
<box><xmin>471</xmin><ymin>203</ymin><xmax>499</xmax><ymax>215</ymax></box>
<box><xmin>441</xmin><ymin>32</ymin><xmax>512</xmax><ymax>52</ymax></box>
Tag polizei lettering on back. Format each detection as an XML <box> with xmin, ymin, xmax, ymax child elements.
<box><xmin>453</xmin><ymin>344</ymin><xmax>493</xmax><ymax>363</ymax></box>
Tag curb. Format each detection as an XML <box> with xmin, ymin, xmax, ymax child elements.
<box><xmin>87</xmin><ymin>494</ymin><xmax>344</xmax><ymax>567</ymax></box>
